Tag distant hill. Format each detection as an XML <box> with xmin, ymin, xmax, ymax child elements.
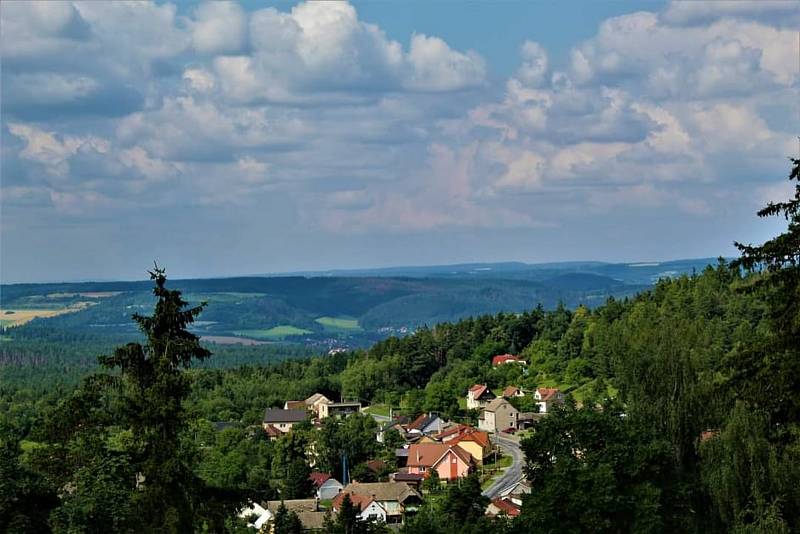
<box><xmin>0</xmin><ymin>257</ymin><xmax>722</xmax><ymax>348</ymax></box>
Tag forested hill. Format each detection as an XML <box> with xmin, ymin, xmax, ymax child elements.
<box><xmin>0</xmin><ymin>258</ymin><xmax>716</xmax><ymax>349</ymax></box>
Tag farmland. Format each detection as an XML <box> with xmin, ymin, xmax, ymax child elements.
<box><xmin>232</xmin><ymin>325</ymin><xmax>313</xmax><ymax>340</ymax></box>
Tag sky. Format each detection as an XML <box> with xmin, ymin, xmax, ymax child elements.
<box><xmin>1</xmin><ymin>1</ymin><xmax>798</xmax><ymax>283</ymax></box>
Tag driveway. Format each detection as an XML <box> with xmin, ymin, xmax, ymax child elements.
<box><xmin>482</xmin><ymin>433</ymin><xmax>524</xmax><ymax>499</ymax></box>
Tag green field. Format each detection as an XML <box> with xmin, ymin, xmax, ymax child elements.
<box><xmin>184</xmin><ymin>292</ymin><xmax>265</xmax><ymax>303</ymax></box>
<box><xmin>233</xmin><ymin>325</ymin><xmax>312</xmax><ymax>340</ymax></box>
<box><xmin>315</xmin><ymin>316</ymin><xmax>362</xmax><ymax>331</ymax></box>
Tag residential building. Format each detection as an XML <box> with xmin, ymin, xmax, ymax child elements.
<box><xmin>309</xmin><ymin>471</ymin><xmax>343</xmax><ymax>500</ymax></box>
<box><xmin>491</xmin><ymin>354</ymin><xmax>526</xmax><ymax>366</ymax></box>
<box><xmin>284</xmin><ymin>400</ymin><xmax>306</xmax><ymax>410</ymax></box>
<box><xmin>332</xmin><ymin>493</ymin><xmax>388</xmax><ymax>523</ymax></box>
<box><xmin>246</xmin><ymin>499</ymin><xmax>331</xmax><ymax>532</ymax></box>
<box><xmin>319</xmin><ymin>401</ymin><xmax>361</xmax><ymax>419</ymax></box>
<box><xmin>376</xmin><ymin>419</ymin><xmax>407</xmax><ymax>443</ymax></box>
<box><xmin>502</xmin><ymin>386</ymin><xmax>525</xmax><ymax>398</ymax></box>
<box><xmin>486</xmin><ymin>498</ymin><xmax>521</xmax><ymax>518</ymax></box>
<box><xmin>406</xmin><ymin>443</ymin><xmax>473</xmax><ymax>481</ymax></box>
<box><xmin>406</xmin><ymin>413</ymin><xmax>445</xmax><ymax>435</ymax></box>
<box><xmin>304</xmin><ymin>393</ymin><xmax>332</xmax><ymax>418</ymax></box>
<box><xmin>466</xmin><ymin>384</ymin><xmax>496</xmax><ymax>410</ymax></box>
<box><xmin>340</xmin><ymin>481</ymin><xmax>423</xmax><ymax>524</ymax></box>
<box><xmin>262</xmin><ymin>408</ymin><xmax>308</xmax><ymax>434</ymax></box>
<box><xmin>452</xmin><ymin>429</ymin><xmax>492</xmax><ymax>465</ymax></box>
<box><xmin>478</xmin><ymin>398</ymin><xmax>520</xmax><ymax>433</ymax></box>
<box><xmin>534</xmin><ymin>387</ymin><xmax>565</xmax><ymax>413</ymax></box>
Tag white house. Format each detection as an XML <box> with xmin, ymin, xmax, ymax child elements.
<box><xmin>332</xmin><ymin>492</ymin><xmax>388</xmax><ymax>523</ymax></box>
<box><xmin>534</xmin><ymin>388</ymin><xmax>565</xmax><ymax>413</ymax></box>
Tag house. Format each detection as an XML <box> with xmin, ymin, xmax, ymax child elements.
<box><xmin>389</xmin><ymin>471</ymin><xmax>425</xmax><ymax>489</ymax></box>
<box><xmin>332</xmin><ymin>492</ymin><xmax>388</xmax><ymax>523</ymax></box>
<box><xmin>319</xmin><ymin>401</ymin><xmax>362</xmax><ymax>419</ymax></box>
<box><xmin>376</xmin><ymin>419</ymin><xmax>407</xmax><ymax>443</ymax></box>
<box><xmin>466</xmin><ymin>384</ymin><xmax>496</xmax><ymax>410</ymax></box>
<box><xmin>502</xmin><ymin>386</ymin><xmax>525</xmax><ymax>398</ymax></box>
<box><xmin>305</xmin><ymin>393</ymin><xmax>332</xmax><ymax>418</ymax></box>
<box><xmin>366</xmin><ymin>460</ymin><xmax>387</xmax><ymax>476</ymax></box>
<box><xmin>262</xmin><ymin>408</ymin><xmax>308</xmax><ymax>434</ymax></box>
<box><xmin>406</xmin><ymin>443</ymin><xmax>473</xmax><ymax>481</ymax></box>
<box><xmin>534</xmin><ymin>387</ymin><xmax>565</xmax><ymax>413</ymax></box>
<box><xmin>452</xmin><ymin>429</ymin><xmax>492</xmax><ymax>465</ymax></box>
<box><xmin>478</xmin><ymin>398</ymin><xmax>519</xmax><ymax>433</ymax></box>
<box><xmin>339</xmin><ymin>481</ymin><xmax>423</xmax><ymax>524</ymax></box>
<box><xmin>499</xmin><ymin>479</ymin><xmax>531</xmax><ymax>507</ymax></box>
<box><xmin>492</xmin><ymin>354</ymin><xmax>525</xmax><ymax>366</ymax></box>
<box><xmin>309</xmin><ymin>471</ymin><xmax>343</xmax><ymax>500</ymax></box>
<box><xmin>486</xmin><ymin>498</ymin><xmax>521</xmax><ymax>518</ymax></box>
<box><xmin>406</xmin><ymin>413</ymin><xmax>445</xmax><ymax>436</ymax></box>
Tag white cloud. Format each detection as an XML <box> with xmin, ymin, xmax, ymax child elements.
<box><xmin>192</xmin><ymin>2</ymin><xmax>248</xmax><ymax>55</ymax></box>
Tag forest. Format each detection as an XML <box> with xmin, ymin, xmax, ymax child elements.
<box><xmin>1</xmin><ymin>158</ymin><xmax>798</xmax><ymax>533</ymax></box>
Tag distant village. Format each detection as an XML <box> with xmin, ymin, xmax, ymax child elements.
<box><xmin>239</xmin><ymin>353</ymin><xmax>565</xmax><ymax>531</ymax></box>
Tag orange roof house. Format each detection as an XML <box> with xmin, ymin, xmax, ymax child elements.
<box><xmin>406</xmin><ymin>443</ymin><xmax>473</xmax><ymax>481</ymax></box>
<box><xmin>467</xmin><ymin>384</ymin><xmax>496</xmax><ymax>410</ymax></box>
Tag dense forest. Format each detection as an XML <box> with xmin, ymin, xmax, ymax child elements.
<box><xmin>1</xmin><ymin>159</ymin><xmax>798</xmax><ymax>532</ymax></box>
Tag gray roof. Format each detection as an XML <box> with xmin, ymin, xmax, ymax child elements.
<box><xmin>263</xmin><ymin>408</ymin><xmax>308</xmax><ymax>423</ymax></box>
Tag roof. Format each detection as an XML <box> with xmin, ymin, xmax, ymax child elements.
<box><xmin>342</xmin><ymin>481</ymin><xmax>421</xmax><ymax>503</ymax></box>
<box><xmin>536</xmin><ymin>387</ymin><xmax>561</xmax><ymax>401</ymax></box>
<box><xmin>502</xmin><ymin>386</ymin><xmax>520</xmax><ymax>397</ymax></box>
<box><xmin>484</xmin><ymin>397</ymin><xmax>518</xmax><ymax>413</ymax></box>
<box><xmin>406</xmin><ymin>443</ymin><xmax>473</xmax><ymax>469</ymax></box>
<box><xmin>435</xmin><ymin>423</ymin><xmax>471</xmax><ymax>441</ymax></box>
<box><xmin>263</xmin><ymin>424</ymin><xmax>282</xmax><ymax>438</ymax></box>
<box><xmin>284</xmin><ymin>400</ymin><xmax>306</xmax><ymax>410</ymax></box>
<box><xmin>454</xmin><ymin>429</ymin><xmax>491</xmax><ymax>448</ymax></box>
<box><xmin>407</xmin><ymin>413</ymin><xmax>440</xmax><ymax>432</ymax></box>
<box><xmin>492</xmin><ymin>354</ymin><xmax>523</xmax><ymax>365</ymax></box>
<box><xmin>304</xmin><ymin>393</ymin><xmax>331</xmax><ymax>406</ymax></box>
<box><xmin>490</xmin><ymin>498</ymin><xmax>521</xmax><ymax>517</ymax></box>
<box><xmin>309</xmin><ymin>471</ymin><xmax>332</xmax><ymax>487</ymax></box>
<box><xmin>391</xmin><ymin>472</ymin><xmax>425</xmax><ymax>483</ymax></box>
<box><xmin>332</xmin><ymin>492</ymin><xmax>379</xmax><ymax>513</ymax></box>
<box><xmin>366</xmin><ymin>460</ymin><xmax>387</xmax><ymax>474</ymax></box>
<box><xmin>263</xmin><ymin>408</ymin><xmax>309</xmax><ymax>423</ymax></box>
<box><xmin>296</xmin><ymin>511</ymin><xmax>330</xmax><ymax>530</ymax></box>
<box><xmin>468</xmin><ymin>384</ymin><xmax>493</xmax><ymax>399</ymax></box>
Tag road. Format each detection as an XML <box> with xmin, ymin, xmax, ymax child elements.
<box><xmin>482</xmin><ymin>434</ymin><xmax>524</xmax><ymax>499</ymax></box>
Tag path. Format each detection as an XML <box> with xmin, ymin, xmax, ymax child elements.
<box><xmin>482</xmin><ymin>433</ymin><xmax>524</xmax><ymax>499</ymax></box>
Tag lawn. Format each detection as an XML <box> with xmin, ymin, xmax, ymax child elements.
<box><xmin>315</xmin><ymin>316</ymin><xmax>363</xmax><ymax>331</ymax></box>
<box><xmin>233</xmin><ymin>325</ymin><xmax>313</xmax><ymax>340</ymax></box>
<box><xmin>363</xmin><ymin>404</ymin><xmax>391</xmax><ymax>417</ymax></box>
<box><xmin>184</xmin><ymin>292</ymin><xmax>265</xmax><ymax>303</ymax></box>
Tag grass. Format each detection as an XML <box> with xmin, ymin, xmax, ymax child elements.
<box><xmin>315</xmin><ymin>316</ymin><xmax>363</xmax><ymax>332</ymax></box>
<box><xmin>363</xmin><ymin>404</ymin><xmax>391</xmax><ymax>417</ymax></box>
<box><xmin>233</xmin><ymin>325</ymin><xmax>312</xmax><ymax>340</ymax></box>
<box><xmin>0</xmin><ymin>304</ymin><xmax>93</xmax><ymax>326</ymax></box>
<box><xmin>184</xmin><ymin>292</ymin><xmax>265</xmax><ymax>303</ymax></box>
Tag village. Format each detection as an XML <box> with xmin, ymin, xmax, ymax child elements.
<box><xmin>239</xmin><ymin>353</ymin><xmax>566</xmax><ymax>531</ymax></box>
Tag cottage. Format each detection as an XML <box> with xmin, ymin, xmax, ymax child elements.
<box><xmin>466</xmin><ymin>384</ymin><xmax>496</xmax><ymax>410</ymax></box>
<box><xmin>331</xmin><ymin>493</ymin><xmax>388</xmax><ymax>523</ymax></box>
<box><xmin>406</xmin><ymin>443</ymin><xmax>473</xmax><ymax>481</ymax></box>
<box><xmin>502</xmin><ymin>386</ymin><xmax>525</xmax><ymax>398</ymax></box>
<box><xmin>304</xmin><ymin>393</ymin><xmax>332</xmax><ymax>418</ymax></box>
<box><xmin>534</xmin><ymin>387</ymin><xmax>565</xmax><ymax>414</ymax></box>
<box><xmin>309</xmin><ymin>471</ymin><xmax>343</xmax><ymax>500</ymax></box>
<box><xmin>478</xmin><ymin>398</ymin><xmax>519</xmax><ymax>433</ymax></box>
<box><xmin>486</xmin><ymin>497</ymin><xmax>521</xmax><ymax>518</ymax></box>
<box><xmin>262</xmin><ymin>408</ymin><xmax>308</xmax><ymax>434</ymax></box>
<box><xmin>340</xmin><ymin>481</ymin><xmax>422</xmax><ymax>524</ymax></box>
<box><xmin>406</xmin><ymin>413</ymin><xmax>445</xmax><ymax>435</ymax></box>
<box><xmin>249</xmin><ymin>499</ymin><xmax>331</xmax><ymax>532</ymax></box>
<box><xmin>452</xmin><ymin>429</ymin><xmax>492</xmax><ymax>465</ymax></box>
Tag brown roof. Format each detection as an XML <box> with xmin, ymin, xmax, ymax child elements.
<box><xmin>536</xmin><ymin>387</ymin><xmax>561</xmax><ymax>401</ymax></box>
<box><xmin>455</xmin><ymin>429</ymin><xmax>491</xmax><ymax>448</ymax></box>
<box><xmin>484</xmin><ymin>397</ymin><xmax>517</xmax><ymax>413</ymax></box>
<box><xmin>342</xmin><ymin>481</ymin><xmax>421</xmax><ymax>503</ymax></box>
<box><xmin>285</xmin><ymin>400</ymin><xmax>306</xmax><ymax>410</ymax></box>
<box><xmin>263</xmin><ymin>408</ymin><xmax>308</xmax><ymax>424</ymax></box>
<box><xmin>406</xmin><ymin>443</ymin><xmax>473</xmax><ymax>469</ymax></box>
<box><xmin>502</xmin><ymin>386</ymin><xmax>520</xmax><ymax>397</ymax></box>
<box><xmin>332</xmin><ymin>492</ymin><xmax>376</xmax><ymax>512</ymax></box>
<box><xmin>490</xmin><ymin>498</ymin><xmax>521</xmax><ymax>517</ymax></box>
<box><xmin>263</xmin><ymin>424</ymin><xmax>282</xmax><ymax>438</ymax></box>
<box><xmin>265</xmin><ymin>499</ymin><xmax>318</xmax><ymax>514</ymax></box>
<box><xmin>296</xmin><ymin>511</ymin><xmax>330</xmax><ymax>530</ymax></box>
<box><xmin>492</xmin><ymin>354</ymin><xmax>523</xmax><ymax>365</ymax></box>
<box><xmin>366</xmin><ymin>460</ymin><xmax>387</xmax><ymax>474</ymax></box>
<box><xmin>468</xmin><ymin>384</ymin><xmax>493</xmax><ymax>399</ymax></box>
<box><xmin>309</xmin><ymin>471</ymin><xmax>332</xmax><ymax>487</ymax></box>
<box><xmin>435</xmin><ymin>423</ymin><xmax>471</xmax><ymax>441</ymax></box>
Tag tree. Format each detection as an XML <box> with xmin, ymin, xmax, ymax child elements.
<box><xmin>40</xmin><ymin>267</ymin><xmax>244</xmax><ymax>532</ymax></box>
<box><xmin>273</xmin><ymin>502</ymin><xmax>304</xmax><ymax>534</ymax></box>
<box><xmin>282</xmin><ymin>458</ymin><xmax>313</xmax><ymax>499</ymax></box>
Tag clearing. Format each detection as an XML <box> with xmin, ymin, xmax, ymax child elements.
<box><xmin>233</xmin><ymin>325</ymin><xmax>312</xmax><ymax>340</ymax></box>
<box><xmin>0</xmin><ymin>303</ymin><xmax>94</xmax><ymax>327</ymax></box>
<box><xmin>315</xmin><ymin>316</ymin><xmax>362</xmax><ymax>331</ymax></box>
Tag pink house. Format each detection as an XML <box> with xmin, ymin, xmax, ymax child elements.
<box><xmin>406</xmin><ymin>443</ymin><xmax>473</xmax><ymax>481</ymax></box>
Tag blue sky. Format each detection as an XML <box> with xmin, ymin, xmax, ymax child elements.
<box><xmin>1</xmin><ymin>1</ymin><xmax>797</xmax><ymax>282</ymax></box>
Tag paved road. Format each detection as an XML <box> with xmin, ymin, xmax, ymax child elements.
<box><xmin>482</xmin><ymin>434</ymin><xmax>524</xmax><ymax>499</ymax></box>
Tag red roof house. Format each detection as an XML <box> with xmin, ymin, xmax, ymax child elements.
<box><xmin>492</xmin><ymin>354</ymin><xmax>525</xmax><ymax>366</ymax></box>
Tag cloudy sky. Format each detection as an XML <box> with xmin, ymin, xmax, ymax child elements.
<box><xmin>1</xmin><ymin>1</ymin><xmax>797</xmax><ymax>283</ymax></box>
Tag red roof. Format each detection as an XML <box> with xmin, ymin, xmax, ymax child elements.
<box><xmin>468</xmin><ymin>384</ymin><xmax>492</xmax><ymax>399</ymax></box>
<box><xmin>263</xmin><ymin>424</ymin><xmax>282</xmax><ymax>438</ymax></box>
<box><xmin>309</xmin><ymin>471</ymin><xmax>332</xmax><ymax>487</ymax></box>
<box><xmin>491</xmin><ymin>498</ymin><xmax>521</xmax><ymax>517</ymax></box>
<box><xmin>435</xmin><ymin>423</ymin><xmax>472</xmax><ymax>441</ymax></box>
<box><xmin>332</xmin><ymin>492</ymin><xmax>375</xmax><ymax>512</ymax></box>
<box><xmin>536</xmin><ymin>387</ymin><xmax>561</xmax><ymax>401</ymax></box>
<box><xmin>366</xmin><ymin>460</ymin><xmax>387</xmax><ymax>473</ymax></box>
<box><xmin>492</xmin><ymin>354</ymin><xmax>523</xmax><ymax>365</ymax></box>
<box><xmin>454</xmin><ymin>429</ymin><xmax>491</xmax><ymax>448</ymax></box>
<box><xmin>502</xmin><ymin>386</ymin><xmax>520</xmax><ymax>397</ymax></box>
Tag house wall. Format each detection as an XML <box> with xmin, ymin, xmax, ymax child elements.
<box><xmin>359</xmin><ymin>502</ymin><xmax>387</xmax><ymax>522</ymax></box>
<box><xmin>434</xmin><ymin>451</ymin><xmax>469</xmax><ymax>481</ymax></box>
<box><xmin>456</xmin><ymin>441</ymin><xmax>489</xmax><ymax>465</ymax></box>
